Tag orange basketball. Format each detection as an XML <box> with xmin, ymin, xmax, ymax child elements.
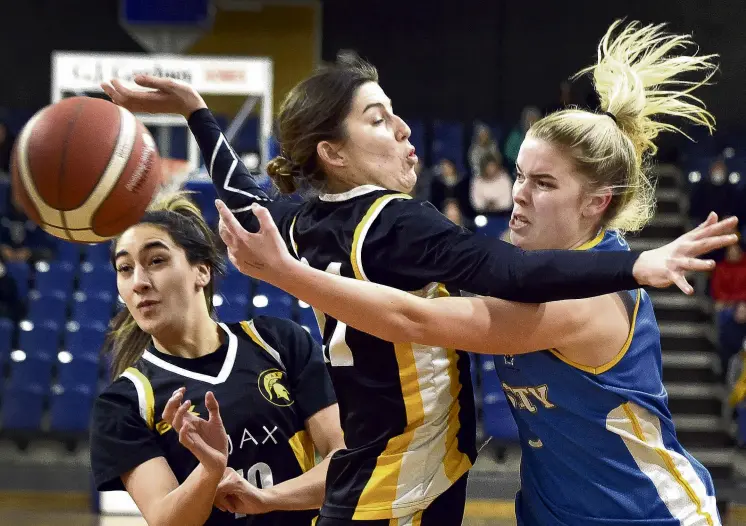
<box><xmin>10</xmin><ymin>96</ymin><xmax>162</xmax><ymax>243</ymax></box>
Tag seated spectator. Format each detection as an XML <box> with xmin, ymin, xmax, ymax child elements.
<box><xmin>0</xmin><ymin>196</ymin><xmax>55</xmax><ymax>263</ymax></box>
<box><xmin>470</xmin><ymin>152</ymin><xmax>513</xmax><ymax>216</ymax></box>
<box><xmin>430</xmin><ymin>158</ymin><xmax>472</xmax><ymax>218</ymax></box>
<box><xmin>442</xmin><ymin>198</ymin><xmax>474</xmax><ymax>231</ymax></box>
<box><xmin>711</xmin><ymin>240</ymin><xmax>746</xmax><ymax>309</ymax></box>
<box><xmin>717</xmin><ymin>302</ymin><xmax>746</xmax><ymax>386</ymax></box>
<box><xmin>468</xmin><ymin>123</ymin><xmax>499</xmax><ymax>178</ymax></box>
<box><xmin>504</xmin><ymin>106</ymin><xmax>540</xmax><ymax>168</ymax></box>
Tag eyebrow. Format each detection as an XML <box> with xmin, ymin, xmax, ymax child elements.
<box><xmin>362</xmin><ymin>100</ymin><xmax>392</xmax><ymax>114</ymax></box>
<box><xmin>515</xmin><ymin>163</ymin><xmax>557</xmax><ymax>180</ymax></box>
<box><xmin>114</xmin><ymin>240</ymin><xmax>170</xmax><ymax>261</ymax></box>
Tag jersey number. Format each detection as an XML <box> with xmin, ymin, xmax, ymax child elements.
<box><xmin>233</xmin><ymin>462</ymin><xmax>274</xmax><ymax>518</ymax></box>
<box><xmin>301</xmin><ymin>259</ymin><xmax>354</xmax><ymax>367</ymax></box>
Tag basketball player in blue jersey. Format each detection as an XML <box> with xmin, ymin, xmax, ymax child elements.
<box><xmin>213</xmin><ymin>21</ymin><xmax>731</xmax><ymax>526</ymax></box>
<box><xmin>89</xmin><ymin>192</ymin><xmax>345</xmax><ymax>525</ymax></box>
<box><xmin>106</xmin><ymin>34</ymin><xmax>732</xmax><ymax>525</ymax></box>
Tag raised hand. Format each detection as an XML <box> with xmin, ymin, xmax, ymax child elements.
<box><xmin>162</xmin><ymin>388</ymin><xmax>229</xmax><ymax>475</ymax></box>
<box><xmin>215</xmin><ymin>200</ymin><xmax>295</xmax><ymax>283</ymax></box>
<box><xmin>101</xmin><ymin>74</ymin><xmax>207</xmax><ymax>118</ymax></box>
<box><xmin>633</xmin><ymin>212</ymin><xmax>738</xmax><ymax>294</ymax></box>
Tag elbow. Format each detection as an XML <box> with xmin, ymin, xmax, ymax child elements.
<box><xmin>389</xmin><ymin>302</ymin><xmax>432</xmax><ymax>345</ymax></box>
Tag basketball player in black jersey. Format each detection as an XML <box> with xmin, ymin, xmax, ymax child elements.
<box><xmin>102</xmin><ymin>61</ymin><xmax>733</xmax><ymax>525</ymax></box>
<box><xmin>89</xmin><ymin>192</ymin><xmax>344</xmax><ymax>526</ymax></box>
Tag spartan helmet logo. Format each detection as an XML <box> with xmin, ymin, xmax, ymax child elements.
<box><xmin>258</xmin><ymin>369</ymin><xmax>294</xmax><ymax>407</ymax></box>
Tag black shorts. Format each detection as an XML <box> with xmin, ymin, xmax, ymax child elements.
<box><xmin>316</xmin><ymin>473</ymin><xmax>468</xmax><ymax>526</ymax></box>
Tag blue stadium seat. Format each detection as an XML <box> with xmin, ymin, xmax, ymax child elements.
<box><xmin>71</xmin><ymin>292</ymin><xmax>114</xmax><ymax>326</ymax></box>
<box><xmin>8</xmin><ymin>352</ymin><xmax>54</xmax><ymax>389</ymax></box>
<box><xmin>431</xmin><ymin>120</ymin><xmax>466</xmax><ymax>172</ymax></box>
<box><xmin>78</xmin><ymin>263</ymin><xmax>116</xmax><ymax>297</ymax></box>
<box><xmin>253</xmin><ymin>282</ymin><xmax>294</xmax><ymax>319</ymax></box>
<box><xmin>0</xmin><ymin>317</ymin><xmax>13</xmax><ymax>365</ymax></box>
<box><xmin>5</xmin><ymin>261</ymin><xmax>30</xmax><ymax>299</ymax></box>
<box><xmin>54</xmin><ymin>238</ymin><xmax>82</xmax><ymax>264</ymax></box>
<box><xmin>475</xmin><ymin>216</ymin><xmax>509</xmax><ymax>239</ymax></box>
<box><xmin>479</xmin><ymin>355</ymin><xmax>519</xmax><ymax>443</ymax></box>
<box><xmin>65</xmin><ymin>324</ymin><xmax>107</xmax><ymax>358</ymax></box>
<box><xmin>18</xmin><ymin>321</ymin><xmax>60</xmax><ymax>357</ymax></box>
<box><xmin>216</xmin><ymin>293</ymin><xmax>250</xmax><ymax>323</ymax></box>
<box><xmin>83</xmin><ymin>242</ymin><xmax>112</xmax><ymax>264</ymax></box>
<box><xmin>34</xmin><ymin>261</ymin><xmax>76</xmax><ymax>297</ymax></box>
<box><xmin>1</xmin><ymin>383</ymin><xmax>45</xmax><ymax>431</ymax></box>
<box><xmin>57</xmin><ymin>355</ymin><xmax>99</xmax><ymax>389</ymax></box>
<box><xmin>49</xmin><ymin>384</ymin><xmax>95</xmax><ymax>432</ymax></box>
<box><xmin>296</xmin><ymin>304</ymin><xmax>322</xmax><ymax>343</ymax></box>
<box><xmin>26</xmin><ymin>290</ymin><xmax>68</xmax><ymax>327</ymax></box>
<box><xmin>218</xmin><ymin>269</ymin><xmax>253</xmax><ymax>297</ymax></box>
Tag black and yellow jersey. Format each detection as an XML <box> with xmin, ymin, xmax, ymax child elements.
<box><xmin>90</xmin><ymin>317</ymin><xmax>336</xmax><ymax>526</ymax></box>
<box><xmin>187</xmin><ymin>109</ymin><xmax>642</xmax><ymax>520</ymax></box>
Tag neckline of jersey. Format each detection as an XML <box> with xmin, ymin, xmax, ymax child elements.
<box><xmin>141</xmin><ymin>321</ymin><xmax>239</xmax><ymax>385</ymax></box>
<box><xmin>318</xmin><ymin>184</ymin><xmax>387</xmax><ymax>202</ymax></box>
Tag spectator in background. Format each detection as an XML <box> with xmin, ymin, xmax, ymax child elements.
<box><xmin>430</xmin><ymin>158</ymin><xmax>472</xmax><ymax>218</ymax></box>
<box><xmin>410</xmin><ymin>158</ymin><xmax>433</xmax><ymax>202</ymax></box>
<box><xmin>717</xmin><ymin>302</ymin><xmax>746</xmax><ymax>383</ymax></box>
<box><xmin>470</xmin><ymin>152</ymin><xmax>513</xmax><ymax>215</ymax></box>
<box><xmin>0</xmin><ymin>122</ymin><xmax>15</xmax><ymax>173</ymax></box>
<box><xmin>504</xmin><ymin>106</ymin><xmax>540</xmax><ymax>167</ymax></box>
<box><xmin>468</xmin><ymin>123</ymin><xmax>499</xmax><ymax>178</ymax></box>
<box><xmin>711</xmin><ymin>238</ymin><xmax>746</xmax><ymax>309</ymax></box>
<box><xmin>0</xmin><ymin>196</ymin><xmax>54</xmax><ymax>263</ymax></box>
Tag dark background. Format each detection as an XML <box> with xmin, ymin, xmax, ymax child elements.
<box><xmin>0</xmin><ymin>0</ymin><xmax>744</xmax><ymax>130</ymax></box>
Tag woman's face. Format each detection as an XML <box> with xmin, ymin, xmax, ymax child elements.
<box><xmin>510</xmin><ymin>137</ymin><xmax>607</xmax><ymax>250</ymax></box>
<box><xmin>328</xmin><ymin>82</ymin><xmax>418</xmax><ymax>193</ymax></box>
<box><xmin>114</xmin><ymin>224</ymin><xmax>209</xmax><ymax>338</ymax></box>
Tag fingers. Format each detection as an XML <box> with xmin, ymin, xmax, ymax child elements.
<box><xmin>171</xmin><ymin>398</ymin><xmax>192</xmax><ymax>433</ymax></box>
<box><xmin>687</xmin><ymin>234</ymin><xmax>739</xmax><ymax>256</ymax></box>
<box><xmin>251</xmin><ymin>204</ymin><xmax>279</xmax><ymax>236</ymax></box>
<box><xmin>215</xmin><ymin>200</ymin><xmax>247</xmax><ymax>239</ymax></box>
<box><xmin>690</xmin><ymin>216</ymin><xmax>738</xmax><ymax>241</ymax></box>
<box><xmin>671</xmin><ymin>272</ymin><xmax>694</xmax><ymax>296</ymax></box>
<box><xmin>162</xmin><ymin>387</ymin><xmax>186</xmax><ymax>423</ymax></box>
<box><xmin>673</xmin><ymin>256</ymin><xmax>716</xmax><ymax>273</ymax></box>
<box><xmin>133</xmin><ymin>74</ymin><xmax>175</xmax><ymax>90</ymax></box>
<box><xmin>205</xmin><ymin>391</ymin><xmax>224</xmax><ymax>427</ymax></box>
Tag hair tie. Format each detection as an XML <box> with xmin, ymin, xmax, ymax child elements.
<box><xmin>602</xmin><ymin>111</ymin><xmax>618</xmax><ymax>125</ymax></box>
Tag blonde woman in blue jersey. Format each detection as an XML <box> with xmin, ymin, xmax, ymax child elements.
<box><xmin>215</xmin><ymin>21</ymin><xmax>733</xmax><ymax>525</ymax></box>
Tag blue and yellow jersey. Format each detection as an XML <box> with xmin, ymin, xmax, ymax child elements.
<box><xmin>494</xmin><ymin>230</ymin><xmax>721</xmax><ymax>525</ymax></box>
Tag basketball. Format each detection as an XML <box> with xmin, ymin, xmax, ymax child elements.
<box><xmin>10</xmin><ymin>96</ymin><xmax>162</xmax><ymax>243</ymax></box>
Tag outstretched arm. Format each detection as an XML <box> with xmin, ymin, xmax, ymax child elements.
<box><xmin>101</xmin><ymin>75</ymin><xmax>298</xmax><ymax>232</ymax></box>
<box><xmin>216</xmin><ymin>201</ymin><xmax>738</xmax><ymax>352</ymax></box>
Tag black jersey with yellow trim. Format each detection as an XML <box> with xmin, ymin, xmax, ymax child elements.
<box><xmin>285</xmin><ymin>186</ymin><xmax>477</xmax><ymax>520</ymax></box>
<box><xmin>90</xmin><ymin>317</ymin><xmax>336</xmax><ymax>526</ymax></box>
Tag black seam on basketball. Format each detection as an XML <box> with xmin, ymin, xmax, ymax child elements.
<box><xmin>58</xmin><ymin>99</ymin><xmax>86</xmax><ymax>240</ymax></box>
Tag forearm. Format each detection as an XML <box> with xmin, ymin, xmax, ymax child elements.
<box><xmin>187</xmin><ymin>108</ymin><xmax>272</xmax><ymax>211</ymax></box>
<box><xmin>276</xmin><ymin>262</ymin><xmax>428</xmax><ymax>343</ymax></box>
<box><xmin>448</xmin><ymin>235</ymin><xmax>640</xmax><ymax>302</ymax></box>
<box><xmin>260</xmin><ymin>451</ymin><xmax>339</xmax><ymax>511</ymax></box>
<box><xmin>152</xmin><ymin>465</ymin><xmax>221</xmax><ymax>526</ymax></box>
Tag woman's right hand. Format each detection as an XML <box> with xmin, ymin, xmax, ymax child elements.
<box><xmin>101</xmin><ymin>74</ymin><xmax>207</xmax><ymax>118</ymax></box>
<box><xmin>162</xmin><ymin>388</ymin><xmax>229</xmax><ymax>476</ymax></box>
<box><xmin>215</xmin><ymin>200</ymin><xmax>297</xmax><ymax>284</ymax></box>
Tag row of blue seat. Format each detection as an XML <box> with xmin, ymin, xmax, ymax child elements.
<box><xmin>1</xmin><ymin>383</ymin><xmax>94</xmax><ymax>434</ymax></box>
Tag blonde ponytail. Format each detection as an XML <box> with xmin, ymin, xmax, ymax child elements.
<box><xmin>530</xmin><ymin>20</ymin><xmax>717</xmax><ymax>233</ymax></box>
